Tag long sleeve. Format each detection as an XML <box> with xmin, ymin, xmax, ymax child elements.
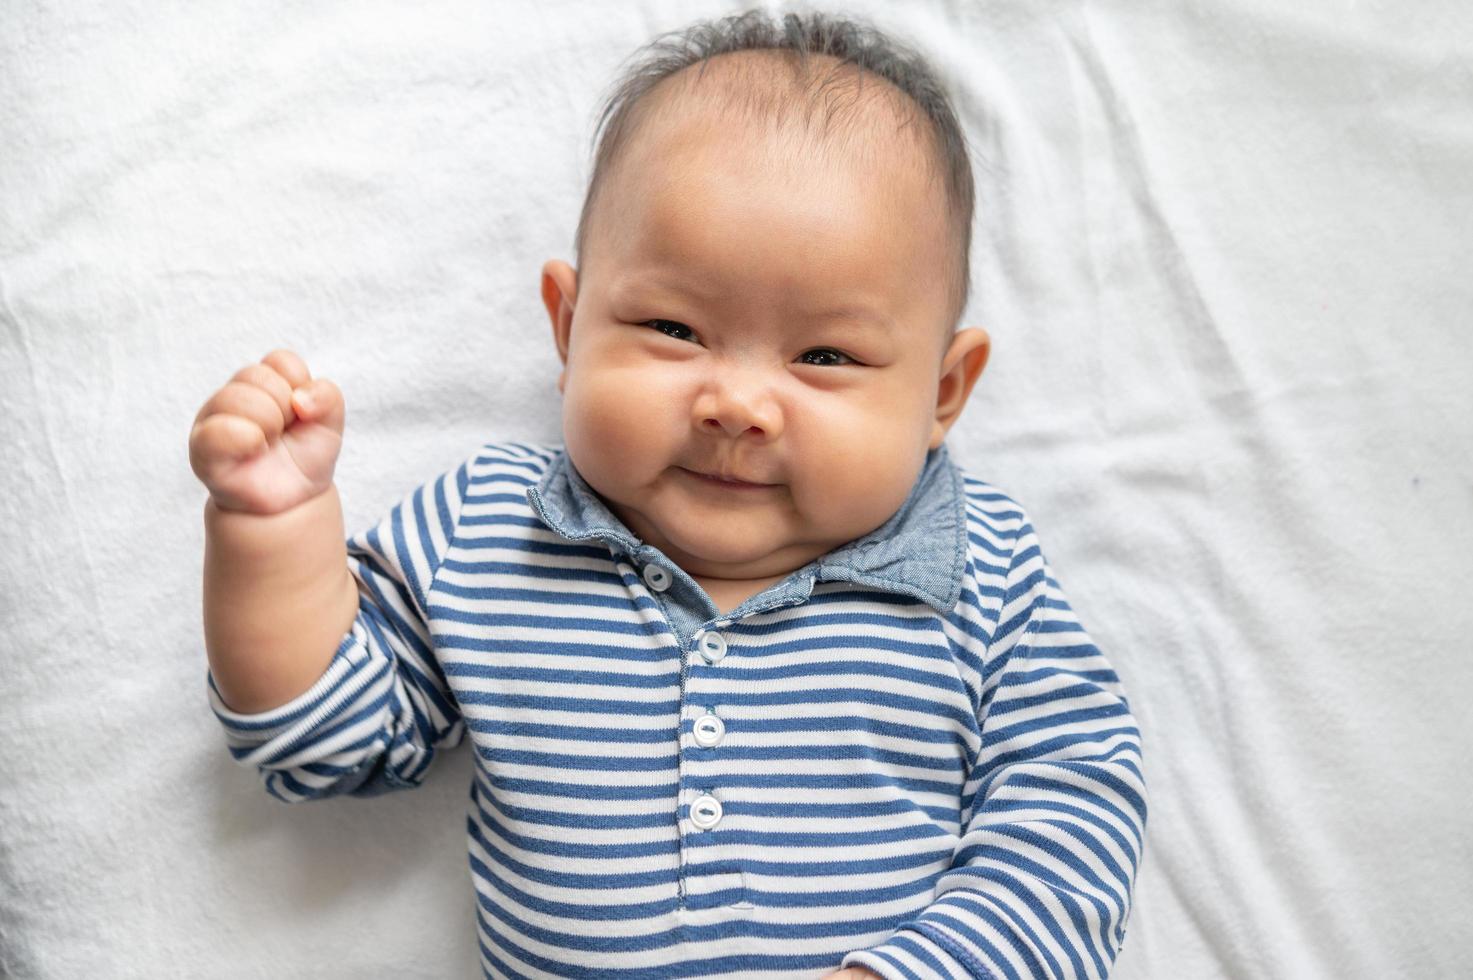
<box><xmin>206</xmin><ymin>452</ymin><xmax>475</xmax><ymax>803</ymax></box>
<box><xmin>842</xmin><ymin>515</ymin><xmax>1147</xmax><ymax>980</ymax></box>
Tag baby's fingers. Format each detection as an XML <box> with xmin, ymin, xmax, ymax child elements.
<box><xmin>289</xmin><ymin>377</ymin><xmax>345</xmax><ymax>436</ymax></box>
<box><xmin>261</xmin><ymin>348</ymin><xmax>312</xmax><ymax>390</ymax></box>
<box><xmin>195</xmin><ymin>380</ymin><xmax>290</xmax><ymax>441</ymax></box>
<box><xmin>188</xmin><ymin>413</ymin><xmax>266</xmax><ymax>482</ymax></box>
<box><xmin>227</xmin><ymin>362</ymin><xmax>296</xmax><ymax>428</ymax></box>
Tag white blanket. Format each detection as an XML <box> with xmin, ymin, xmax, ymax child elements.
<box><xmin>3</xmin><ymin>0</ymin><xmax>1470</xmax><ymax>976</ymax></box>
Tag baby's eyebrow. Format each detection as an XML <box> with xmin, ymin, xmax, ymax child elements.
<box><xmin>807</xmin><ymin>305</ymin><xmax>894</xmax><ymax>332</ymax></box>
<box><xmin>609</xmin><ymin>271</ymin><xmax>718</xmax><ymax>303</ymax></box>
<box><xmin>610</xmin><ymin>274</ymin><xmax>893</xmax><ymax>331</ymax></box>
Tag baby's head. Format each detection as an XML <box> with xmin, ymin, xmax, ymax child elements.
<box><xmin>540</xmin><ymin>8</ymin><xmax>991</xmax><ymax>583</ymax></box>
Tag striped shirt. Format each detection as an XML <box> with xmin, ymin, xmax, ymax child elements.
<box><xmin>208</xmin><ymin>440</ymin><xmax>1146</xmax><ymax>979</ymax></box>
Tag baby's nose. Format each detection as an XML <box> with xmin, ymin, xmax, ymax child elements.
<box><xmin>701</xmin><ymin>416</ymin><xmax>768</xmax><ymax>438</ymax></box>
<box><xmin>696</xmin><ymin>371</ymin><xmax>782</xmax><ymax>440</ymax></box>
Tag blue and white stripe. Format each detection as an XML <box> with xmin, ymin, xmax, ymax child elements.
<box><xmin>208</xmin><ymin>440</ymin><xmax>1146</xmax><ymax>979</ymax></box>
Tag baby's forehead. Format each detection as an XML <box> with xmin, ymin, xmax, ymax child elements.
<box><xmin>603</xmin><ymin>107</ymin><xmax>941</xmax><ymax>253</ymax></box>
<box><xmin>621</xmin><ymin>51</ymin><xmax>937</xmax><ymax>179</ymax></box>
<box><xmin>591</xmin><ymin>61</ymin><xmax>949</xmax><ymax>264</ymax></box>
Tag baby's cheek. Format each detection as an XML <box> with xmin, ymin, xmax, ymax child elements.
<box><xmin>572</xmin><ymin>368</ymin><xmax>661</xmax><ymax>438</ymax></box>
<box><xmin>562</xmin><ymin>367</ymin><xmax>675</xmax><ymax>478</ymax></box>
<box><xmin>794</xmin><ymin>406</ymin><xmax>926</xmax><ymax>528</ymax></box>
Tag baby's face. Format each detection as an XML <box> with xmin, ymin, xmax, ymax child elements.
<box><xmin>541</xmin><ymin>100</ymin><xmax>989</xmax><ymax>584</ymax></box>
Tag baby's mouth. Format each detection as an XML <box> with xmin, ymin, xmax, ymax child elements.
<box><xmin>677</xmin><ymin>467</ymin><xmax>778</xmax><ymax>491</ymax></box>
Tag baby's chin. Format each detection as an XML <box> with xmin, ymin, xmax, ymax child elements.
<box><xmin>648</xmin><ymin>510</ymin><xmax>809</xmax><ymax>578</ymax></box>
<box><xmin>587</xmin><ymin>468</ymin><xmax>816</xmax><ymax>577</ymax></box>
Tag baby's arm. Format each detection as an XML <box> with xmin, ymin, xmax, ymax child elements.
<box><xmin>840</xmin><ymin>513</ymin><xmax>1146</xmax><ymax>979</ymax></box>
<box><xmin>193</xmin><ymin>349</ymin><xmax>472</xmax><ymax>801</ymax></box>
<box><xmin>190</xmin><ymin>349</ymin><xmax>357</xmax><ymax>712</ymax></box>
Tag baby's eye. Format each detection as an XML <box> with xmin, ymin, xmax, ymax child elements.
<box><xmin>797</xmin><ymin>348</ymin><xmax>856</xmax><ymax>367</ymax></box>
<box><xmin>643</xmin><ymin>319</ymin><xmax>696</xmax><ymax>342</ymax></box>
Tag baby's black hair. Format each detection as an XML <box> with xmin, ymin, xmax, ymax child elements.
<box><xmin>574</xmin><ymin>7</ymin><xmax>975</xmax><ymax>331</ymax></box>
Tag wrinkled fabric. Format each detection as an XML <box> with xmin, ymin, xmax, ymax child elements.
<box><xmin>1</xmin><ymin>0</ymin><xmax>1470</xmax><ymax>978</ymax></box>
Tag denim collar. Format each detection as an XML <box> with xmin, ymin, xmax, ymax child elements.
<box><xmin>525</xmin><ymin>443</ymin><xmax>968</xmax><ymax>614</ymax></box>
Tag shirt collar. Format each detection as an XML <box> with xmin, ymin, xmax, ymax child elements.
<box><xmin>525</xmin><ymin>443</ymin><xmax>968</xmax><ymax>614</ymax></box>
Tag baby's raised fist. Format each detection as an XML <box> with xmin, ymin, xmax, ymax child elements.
<box><xmin>188</xmin><ymin>349</ymin><xmax>347</xmax><ymax>515</ymax></box>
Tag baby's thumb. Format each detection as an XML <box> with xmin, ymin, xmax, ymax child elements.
<box><xmin>290</xmin><ymin>378</ymin><xmax>346</xmax><ymax>436</ymax></box>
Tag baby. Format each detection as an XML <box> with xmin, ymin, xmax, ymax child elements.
<box><xmin>190</xmin><ymin>9</ymin><xmax>1145</xmax><ymax>980</ymax></box>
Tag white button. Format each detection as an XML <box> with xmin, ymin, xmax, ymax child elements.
<box><xmin>690</xmin><ymin>793</ymin><xmax>723</xmax><ymax>830</ymax></box>
<box><xmin>692</xmin><ymin>711</ymin><xmax>725</xmax><ymax>747</ymax></box>
<box><xmin>642</xmin><ymin>563</ymin><xmax>672</xmax><ymax>592</ymax></box>
<box><xmin>696</xmin><ymin>630</ymin><xmax>728</xmax><ymax>663</ymax></box>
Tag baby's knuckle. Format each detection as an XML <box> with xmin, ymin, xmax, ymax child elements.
<box><xmin>195</xmin><ymin>388</ymin><xmax>236</xmax><ymax>423</ymax></box>
<box><xmin>243</xmin><ymin>364</ymin><xmax>294</xmax><ymax>403</ymax></box>
<box><xmin>261</xmin><ymin>348</ymin><xmax>310</xmax><ymax>382</ymax></box>
<box><xmin>219</xmin><ymin>383</ymin><xmax>279</xmax><ymax>428</ymax></box>
<box><xmin>225</xmin><ymin>378</ymin><xmax>267</xmax><ymax>400</ymax></box>
<box><xmin>215</xmin><ymin>380</ymin><xmax>254</xmax><ymax>408</ymax></box>
<box><xmin>232</xmin><ymin>362</ymin><xmax>275</xmax><ymax>387</ymax></box>
<box><xmin>191</xmin><ymin>417</ymin><xmax>236</xmax><ymax>462</ymax></box>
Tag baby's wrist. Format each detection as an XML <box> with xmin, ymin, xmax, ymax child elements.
<box><xmin>204</xmin><ymin>483</ymin><xmax>343</xmax><ymax>556</ymax></box>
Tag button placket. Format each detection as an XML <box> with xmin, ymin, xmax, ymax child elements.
<box><xmin>681</xmin><ymin>621</ymin><xmax>742</xmax><ymax>906</ymax></box>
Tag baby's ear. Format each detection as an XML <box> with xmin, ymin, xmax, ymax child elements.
<box><xmin>930</xmin><ymin>326</ymin><xmax>991</xmax><ymax>448</ymax></box>
<box><xmin>540</xmin><ymin>260</ymin><xmax>578</xmax><ymax>366</ymax></box>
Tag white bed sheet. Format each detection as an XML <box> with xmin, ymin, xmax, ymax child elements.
<box><xmin>2</xmin><ymin>0</ymin><xmax>1470</xmax><ymax>976</ymax></box>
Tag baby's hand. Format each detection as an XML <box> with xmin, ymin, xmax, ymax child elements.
<box><xmin>188</xmin><ymin>349</ymin><xmax>345</xmax><ymax>515</ymax></box>
<box><xmin>820</xmin><ymin>968</ymin><xmax>886</xmax><ymax>980</ymax></box>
